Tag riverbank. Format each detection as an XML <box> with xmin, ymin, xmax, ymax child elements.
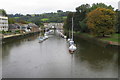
<box><xmin>2</xmin><ymin>31</ymin><xmax>40</xmax><ymax>44</ymax></box>
<box><xmin>74</xmin><ymin>33</ymin><xmax>120</xmax><ymax>49</ymax></box>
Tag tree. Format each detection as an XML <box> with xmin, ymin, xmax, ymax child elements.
<box><xmin>116</xmin><ymin>10</ymin><xmax>120</xmax><ymax>33</ymax></box>
<box><xmin>90</xmin><ymin>3</ymin><xmax>114</xmax><ymax>11</ymax></box>
<box><xmin>63</xmin><ymin>12</ymin><xmax>74</xmax><ymax>31</ymax></box>
<box><xmin>0</xmin><ymin>9</ymin><xmax>7</xmax><ymax>16</ymax></box>
<box><xmin>79</xmin><ymin>18</ymin><xmax>89</xmax><ymax>33</ymax></box>
<box><xmin>57</xmin><ymin>10</ymin><xmax>63</xmax><ymax>13</ymax></box>
<box><xmin>8</xmin><ymin>18</ymin><xmax>15</xmax><ymax>24</ymax></box>
<box><xmin>76</xmin><ymin>4</ymin><xmax>90</xmax><ymax>13</ymax></box>
<box><xmin>74</xmin><ymin>4</ymin><xmax>90</xmax><ymax>32</ymax></box>
<box><xmin>18</xmin><ymin>20</ymin><xmax>28</xmax><ymax>24</ymax></box>
<box><xmin>87</xmin><ymin>8</ymin><xmax>116</xmax><ymax>37</ymax></box>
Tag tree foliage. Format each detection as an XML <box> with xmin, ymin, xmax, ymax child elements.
<box><xmin>64</xmin><ymin>3</ymin><xmax>116</xmax><ymax>35</ymax></box>
<box><xmin>116</xmin><ymin>10</ymin><xmax>120</xmax><ymax>33</ymax></box>
<box><xmin>87</xmin><ymin>8</ymin><xmax>116</xmax><ymax>36</ymax></box>
<box><xmin>63</xmin><ymin>12</ymin><xmax>73</xmax><ymax>31</ymax></box>
<box><xmin>0</xmin><ymin>9</ymin><xmax>7</xmax><ymax>16</ymax></box>
<box><xmin>8</xmin><ymin>18</ymin><xmax>15</xmax><ymax>24</ymax></box>
<box><xmin>90</xmin><ymin>3</ymin><xmax>114</xmax><ymax>11</ymax></box>
<box><xmin>8</xmin><ymin>11</ymin><xmax>69</xmax><ymax>24</ymax></box>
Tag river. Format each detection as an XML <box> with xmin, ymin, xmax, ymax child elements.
<box><xmin>2</xmin><ymin>31</ymin><xmax>118</xmax><ymax>78</ymax></box>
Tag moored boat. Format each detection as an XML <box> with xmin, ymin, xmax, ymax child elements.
<box><xmin>68</xmin><ymin>17</ymin><xmax>77</xmax><ymax>53</ymax></box>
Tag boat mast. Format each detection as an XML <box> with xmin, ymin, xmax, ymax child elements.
<box><xmin>72</xmin><ymin>17</ymin><xmax>74</xmax><ymax>41</ymax></box>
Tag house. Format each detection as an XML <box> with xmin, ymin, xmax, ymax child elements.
<box><xmin>9</xmin><ymin>23</ymin><xmax>20</xmax><ymax>32</ymax></box>
<box><xmin>15</xmin><ymin>23</ymin><xmax>30</xmax><ymax>33</ymax></box>
<box><xmin>0</xmin><ymin>16</ymin><xmax>9</xmax><ymax>31</ymax></box>
<box><xmin>9</xmin><ymin>23</ymin><xmax>40</xmax><ymax>33</ymax></box>
<box><xmin>28</xmin><ymin>23</ymin><xmax>40</xmax><ymax>32</ymax></box>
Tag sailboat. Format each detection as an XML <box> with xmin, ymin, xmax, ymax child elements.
<box><xmin>38</xmin><ymin>33</ymin><xmax>44</xmax><ymax>43</ymax></box>
<box><xmin>44</xmin><ymin>29</ymin><xmax>49</xmax><ymax>40</ymax></box>
<box><xmin>69</xmin><ymin>17</ymin><xmax>77</xmax><ymax>53</ymax></box>
<box><xmin>38</xmin><ymin>29</ymin><xmax>48</xmax><ymax>43</ymax></box>
<box><xmin>67</xmin><ymin>30</ymin><xmax>71</xmax><ymax>42</ymax></box>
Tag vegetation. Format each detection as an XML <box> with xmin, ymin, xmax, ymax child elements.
<box><xmin>41</xmin><ymin>18</ymin><xmax>49</xmax><ymax>21</ymax></box>
<box><xmin>63</xmin><ymin>3</ymin><xmax>119</xmax><ymax>44</ymax></box>
<box><xmin>100</xmin><ymin>34</ymin><xmax>120</xmax><ymax>43</ymax></box>
<box><xmin>8</xmin><ymin>18</ymin><xmax>15</xmax><ymax>24</ymax></box>
<box><xmin>0</xmin><ymin>9</ymin><xmax>7</xmax><ymax>16</ymax></box>
<box><xmin>116</xmin><ymin>10</ymin><xmax>120</xmax><ymax>33</ymax></box>
<box><xmin>64</xmin><ymin>3</ymin><xmax>118</xmax><ymax>37</ymax></box>
<box><xmin>87</xmin><ymin>8</ymin><xmax>116</xmax><ymax>37</ymax></box>
<box><xmin>8</xmin><ymin>10</ymin><xmax>70</xmax><ymax>26</ymax></box>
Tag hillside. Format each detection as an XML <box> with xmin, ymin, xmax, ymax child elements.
<box><xmin>8</xmin><ymin>10</ymin><xmax>70</xmax><ymax>26</ymax></box>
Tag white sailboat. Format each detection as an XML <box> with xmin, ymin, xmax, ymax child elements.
<box><xmin>38</xmin><ymin>29</ymin><xmax>49</xmax><ymax>43</ymax></box>
<box><xmin>67</xmin><ymin>30</ymin><xmax>71</xmax><ymax>42</ymax></box>
<box><xmin>44</xmin><ymin>29</ymin><xmax>49</xmax><ymax>40</ymax></box>
<box><xmin>69</xmin><ymin>17</ymin><xmax>77</xmax><ymax>53</ymax></box>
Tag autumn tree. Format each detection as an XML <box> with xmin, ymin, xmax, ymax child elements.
<box><xmin>87</xmin><ymin>8</ymin><xmax>116</xmax><ymax>37</ymax></box>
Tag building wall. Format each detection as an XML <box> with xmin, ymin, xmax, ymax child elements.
<box><xmin>0</xmin><ymin>16</ymin><xmax>8</xmax><ymax>31</ymax></box>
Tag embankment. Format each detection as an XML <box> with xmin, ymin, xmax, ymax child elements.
<box><xmin>74</xmin><ymin>33</ymin><xmax>120</xmax><ymax>49</ymax></box>
<box><xmin>2</xmin><ymin>31</ymin><xmax>40</xmax><ymax>44</ymax></box>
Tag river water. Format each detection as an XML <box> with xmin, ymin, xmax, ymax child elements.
<box><xmin>2</xmin><ymin>32</ymin><xmax>118</xmax><ymax>78</ymax></box>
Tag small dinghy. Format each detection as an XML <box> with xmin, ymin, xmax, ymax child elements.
<box><xmin>39</xmin><ymin>37</ymin><xmax>44</xmax><ymax>43</ymax></box>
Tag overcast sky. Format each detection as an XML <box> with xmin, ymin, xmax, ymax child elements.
<box><xmin>0</xmin><ymin>0</ymin><xmax>119</xmax><ymax>14</ymax></box>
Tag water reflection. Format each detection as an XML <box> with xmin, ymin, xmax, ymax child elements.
<box><xmin>2</xmin><ymin>34</ymin><xmax>118</xmax><ymax>78</ymax></box>
<box><xmin>0</xmin><ymin>44</ymin><xmax>2</xmax><ymax>79</ymax></box>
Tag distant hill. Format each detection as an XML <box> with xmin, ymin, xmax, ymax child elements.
<box><xmin>8</xmin><ymin>11</ymin><xmax>70</xmax><ymax>24</ymax></box>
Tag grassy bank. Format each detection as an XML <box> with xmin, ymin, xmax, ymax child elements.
<box><xmin>100</xmin><ymin>34</ymin><xmax>120</xmax><ymax>43</ymax></box>
<box><xmin>75</xmin><ymin>32</ymin><xmax>120</xmax><ymax>46</ymax></box>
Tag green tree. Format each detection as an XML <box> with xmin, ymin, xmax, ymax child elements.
<box><xmin>0</xmin><ymin>9</ymin><xmax>7</xmax><ymax>16</ymax></box>
<box><xmin>74</xmin><ymin>4</ymin><xmax>90</xmax><ymax>31</ymax></box>
<box><xmin>87</xmin><ymin>8</ymin><xmax>116</xmax><ymax>37</ymax></box>
<box><xmin>63</xmin><ymin>12</ymin><xmax>74</xmax><ymax>31</ymax></box>
<box><xmin>90</xmin><ymin>3</ymin><xmax>114</xmax><ymax>11</ymax></box>
<box><xmin>79</xmin><ymin>18</ymin><xmax>89</xmax><ymax>33</ymax></box>
<box><xmin>8</xmin><ymin>18</ymin><xmax>15</xmax><ymax>24</ymax></box>
<box><xmin>116</xmin><ymin>10</ymin><xmax>120</xmax><ymax>33</ymax></box>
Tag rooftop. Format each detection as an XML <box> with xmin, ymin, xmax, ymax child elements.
<box><xmin>0</xmin><ymin>16</ymin><xmax>8</xmax><ymax>19</ymax></box>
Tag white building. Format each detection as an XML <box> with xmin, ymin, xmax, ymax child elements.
<box><xmin>0</xmin><ymin>16</ymin><xmax>9</xmax><ymax>31</ymax></box>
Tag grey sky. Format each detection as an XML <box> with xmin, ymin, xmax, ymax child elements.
<box><xmin>0</xmin><ymin>0</ymin><xmax>119</xmax><ymax>14</ymax></box>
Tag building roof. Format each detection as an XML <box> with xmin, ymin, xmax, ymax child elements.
<box><xmin>0</xmin><ymin>16</ymin><xmax>8</xmax><ymax>19</ymax></box>
<box><xmin>9</xmin><ymin>24</ymin><xmax>20</xmax><ymax>29</ymax></box>
<box><xmin>28</xmin><ymin>23</ymin><xmax>39</xmax><ymax>28</ymax></box>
